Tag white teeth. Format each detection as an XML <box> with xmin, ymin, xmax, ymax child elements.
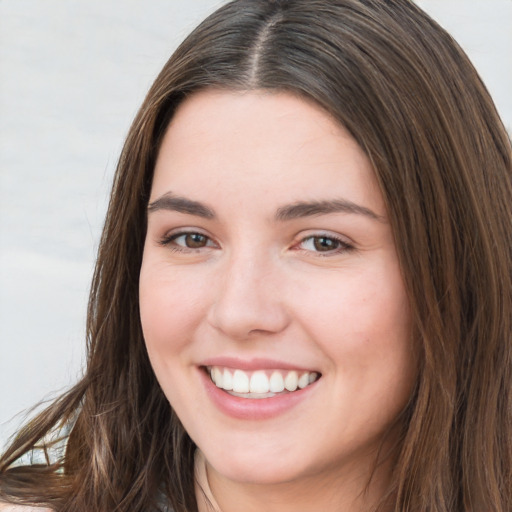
<box><xmin>212</xmin><ymin>367</ymin><xmax>223</xmax><ymax>387</ymax></box>
<box><xmin>208</xmin><ymin>366</ymin><xmax>319</xmax><ymax>397</ymax></box>
<box><xmin>222</xmin><ymin>368</ymin><xmax>233</xmax><ymax>390</ymax></box>
<box><xmin>298</xmin><ymin>373</ymin><xmax>310</xmax><ymax>389</ymax></box>
<box><xmin>232</xmin><ymin>369</ymin><xmax>250</xmax><ymax>393</ymax></box>
<box><xmin>250</xmin><ymin>371</ymin><xmax>270</xmax><ymax>393</ymax></box>
<box><xmin>284</xmin><ymin>370</ymin><xmax>298</xmax><ymax>391</ymax></box>
<box><xmin>269</xmin><ymin>371</ymin><xmax>285</xmax><ymax>392</ymax></box>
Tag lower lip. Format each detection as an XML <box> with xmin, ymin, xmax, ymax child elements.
<box><xmin>199</xmin><ymin>368</ymin><xmax>318</xmax><ymax>420</ymax></box>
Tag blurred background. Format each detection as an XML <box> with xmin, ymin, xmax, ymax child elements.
<box><xmin>1</xmin><ymin>0</ymin><xmax>511</xmax><ymax>449</ymax></box>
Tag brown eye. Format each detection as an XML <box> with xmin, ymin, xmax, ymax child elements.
<box><xmin>297</xmin><ymin>234</ymin><xmax>353</xmax><ymax>255</ymax></box>
<box><xmin>161</xmin><ymin>232</ymin><xmax>214</xmax><ymax>250</ymax></box>
<box><xmin>182</xmin><ymin>233</ymin><xmax>209</xmax><ymax>248</ymax></box>
<box><xmin>312</xmin><ymin>236</ymin><xmax>341</xmax><ymax>252</ymax></box>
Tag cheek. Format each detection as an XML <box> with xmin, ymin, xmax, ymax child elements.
<box><xmin>138</xmin><ymin>263</ymin><xmax>211</xmax><ymax>417</ymax></box>
<box><xmin>296</xmin><ymin>266</ymin><xmax>410</xmax><ymax>345</ymax></box>
<box><xmin>139</xmin><ymin>262</ymin><xmax>208</xmax><ymax>357</ymax></box>
<box><xmin>293</xmin><ymin>262</ymin><xmax>415</xmax><ymax>400</ymax></box>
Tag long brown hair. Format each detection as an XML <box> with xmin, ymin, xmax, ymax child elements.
<box><xmin>1</xmin><ymin>1</ymin><xmax>511</xmax><ymax>510</ymax></box>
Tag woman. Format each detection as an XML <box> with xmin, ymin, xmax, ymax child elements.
<box><xmin>1</xmin><ymin>0</ymin><xmax>511</xmax><ymax>511</ymax></box>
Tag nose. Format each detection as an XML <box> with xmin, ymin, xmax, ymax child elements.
<box><xmin>207</xmin><ymin>250</ymin><xmax>290</xmax><ymax>341</ymax></box>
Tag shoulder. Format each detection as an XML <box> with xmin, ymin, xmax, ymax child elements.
<box><xmin>0</xmin><ymin>505</ymin><xmax>52</xmax><ymax>512</ymax></box>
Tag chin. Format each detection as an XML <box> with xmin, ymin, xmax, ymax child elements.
<box><xmin>211</xmin><ymin>457</ymin><xmax>306</xmax><ymax>485</ymax></box>
<box><xmin>199</xmin><ymin>437</ymin><xmax>325</xmax><ymax>486</ymax></box>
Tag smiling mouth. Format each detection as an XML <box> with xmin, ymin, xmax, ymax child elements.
<box><xmin>205</xmin><ymin>366</ymin><xmax>320</xmax><ymax>398</ymax></box>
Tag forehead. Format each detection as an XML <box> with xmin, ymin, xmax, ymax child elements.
<box><xmin>151</xmin><ymin>89</ymin><xmax>385</xmax><ymax>218</ymax></box>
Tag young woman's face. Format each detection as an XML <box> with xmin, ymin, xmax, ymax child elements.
<box><xmin>140</xmin><ymin>90</ymin><xmax>416</xmax><ymax>489</ymax></box>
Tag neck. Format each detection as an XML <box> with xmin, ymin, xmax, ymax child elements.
<box><xmin>196</xmin><ymin>451</ymin><xmax>395</xmax><ymax>512</ymax></box>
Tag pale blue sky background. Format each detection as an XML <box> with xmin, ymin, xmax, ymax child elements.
<box><xmin>1</xmin><ymin>0</ymin><xmax>511</xmax><ymax>449</ymax></box>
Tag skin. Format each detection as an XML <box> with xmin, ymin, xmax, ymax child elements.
<box><xmin>0</xmin><ymin>506</ymin><xmax>51</xmax><ymax>511</ymax></box>
<box><xmin>139</xmin><ymin>90</ymin><xmax>417</xmax><ymax>512</ymax></box>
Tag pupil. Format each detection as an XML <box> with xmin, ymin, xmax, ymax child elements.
<box><xmin>314</xmin><ymin>237</ymin><xmax>337</xmax><ymax>252</ymax></box>
<box><xmin>186</xmin><ymin>233</ymin><xmax>206</xmax><ymax>248</ymax></box>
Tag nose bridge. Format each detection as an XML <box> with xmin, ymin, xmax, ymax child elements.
<box><xmin>208</xmin><ymin>244</ymin><xmax>289</xmax><ymax>339</ymax></box>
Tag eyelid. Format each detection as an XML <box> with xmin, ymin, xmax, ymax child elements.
<box><xmin>291</xmin><ymin>230</ymin><xmax>356</xmax><ymax>256</ymax></box>
<box><xmin>158</xmin><ymin>227</ymin><xmax>219</xmax><ymax>250</ymax></box>
<box><xmin>156</xmin><ymin>227</ymin><xmax>355</xmax><ymax>256</ymax></box>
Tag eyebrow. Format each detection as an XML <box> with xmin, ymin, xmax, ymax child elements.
<box><xmin>275</xmin><ymin>199</ymin><xmax>384</xmax><ymax>222</ymax></box>
<box><xmin>147</xmin><ymin>193</ymin><xmax>215</xmax><ymax>219</ymax></box>
<box><xmin>148</xmin><ymin>192</ymin><xmax>383</xmax><ymax>222</ymax></box>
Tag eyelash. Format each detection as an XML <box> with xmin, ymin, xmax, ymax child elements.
<box><xmin>158</xmin><ymin>231</ymin><xmax>354</xmax><ymax>256</ymax></box>
<box><xmin>158</xmin><ymin>231</ymin><xmax>216</xmax><ymax>252</ymax></box>
<box><xmin>294</xmin><ymin>234</ymin><xmax>354</xmax><ymax>256</ymax></box>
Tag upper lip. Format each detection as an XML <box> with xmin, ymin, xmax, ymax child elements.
<box><xmin>199</xmin><ymin>356</ymin><xmax>319</xmax><ymax>373</ymax></box>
